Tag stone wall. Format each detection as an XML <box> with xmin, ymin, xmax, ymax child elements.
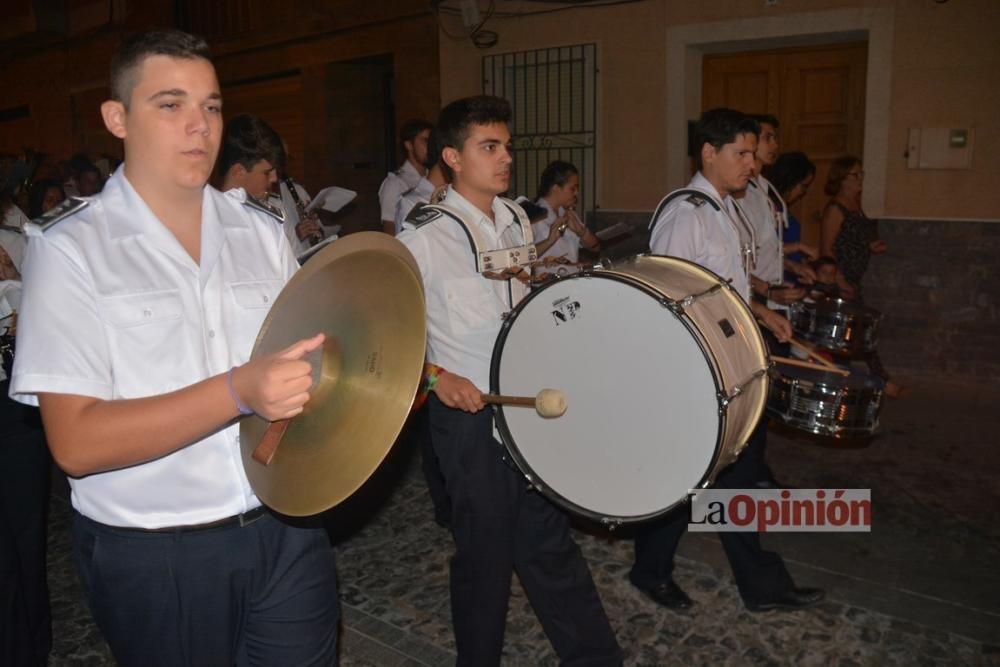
<box><xmin>863</xmin><ymin>219</ymin><xmax>1000</xmax><ymax>383</ymax></box>
<box><xmin>591</xmin><ymin>211</ymin><xmax>1000</xmax><ymax>384</ymax></box>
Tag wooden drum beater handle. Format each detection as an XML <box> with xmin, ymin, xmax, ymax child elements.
<box><xmin>482</xmin><ymin>389</ymin><xmax>568</xmax><ymax>418</ymax></box>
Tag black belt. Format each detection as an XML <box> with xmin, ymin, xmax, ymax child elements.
<box><xmin>136</xmin><ymin>506</ymin><xmax>269</xmax><ymax>534</ymax></box>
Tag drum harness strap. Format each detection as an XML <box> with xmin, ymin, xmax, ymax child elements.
<box><xmin>751</xmin><ymin>176</ymin><xmax>788</xmax><ymax>290</ymax></box>
<box><xmin>415</xmin><ymin>198</ymin><xmax>536</xmax><ymax>311</ymax></box>
<box><xmin>649</xmin><ymin>188</ymin><xmax>756</xmax><ymax>309</ymax></box>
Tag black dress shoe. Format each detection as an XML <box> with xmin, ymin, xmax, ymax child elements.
<box><xmin>635</xmin><ymin>580</ymin><xmax>694</xmax><ymax>610</ymax></box>
<box><xmin>745</xmin><ymin>587</ymin><xmax>825</xmax><ymax>612</ymax></box>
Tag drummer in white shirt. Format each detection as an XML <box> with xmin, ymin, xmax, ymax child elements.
<box><xmin>636</xmin><ymin>108</ymin><xmax>824</xmax><ymax>615</ymax></box>
<box><xmin>737</xmin><ymin>114</ymin><xmax>814</xmax><ymax>309</ymax></box>
<box><xmin>530</xmin><ymin>161</ymin><xmax>600</xmax><ymax>277</ymax></box>
<box><xmin>398</xmin><ymin>95</ymin><xmax>620</xmax><ymax>667</ymax></box>
<box><xmin>9</xmin><ymin>30</ymin><xmax>339</xmax><ymax>666</ymax></box>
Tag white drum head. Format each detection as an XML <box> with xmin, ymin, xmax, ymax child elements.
<box><xmin>492</xmin><ymin>272</ymin><xmax>722</xmax><ymax>522</ymax></box>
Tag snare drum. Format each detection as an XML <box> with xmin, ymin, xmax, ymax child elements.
<box><xmin>766</xmin><ymin>365</ymin><xmax>884</xmax><ymax>438</ymax></box>
<box><xmin>490</xmin><ymin>255</ymin><xmax>768</xmax><ymax>524</ymax></box>
<box><xmin>788</xmin><ymin>297</ymin><xmax>880</xmax><ymax>357</ymax></box>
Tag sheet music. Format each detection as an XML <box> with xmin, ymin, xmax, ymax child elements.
<box><xmin>305</xmin><ymin>186</ymin><xmax>357</xmax><ymax>214</ymax></box>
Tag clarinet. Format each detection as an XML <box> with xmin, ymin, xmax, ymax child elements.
<box><xmin>283</xmin><ymin>177</ymin><xmax>322</xmax><ymax>246</ymax></box>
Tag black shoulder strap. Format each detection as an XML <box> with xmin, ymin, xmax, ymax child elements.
<box><xmin>419</xmin><ymin>204</ymin><xmax>481</xmax><ymax>271</ymax></box>
<box><xmin>649</xmin><ymin>188</ymin><xmax>720</xmax><ymax>229</ymax></box>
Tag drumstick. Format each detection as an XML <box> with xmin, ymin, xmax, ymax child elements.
<box><xmin>789</xmin><ymin>338</ymin><xmax>843</xmax><ymax>373</ymax></box>
<box><xmin>772</xmin><ymin>355</ymin><xmax>850</xmax><ymax>377</ymax></box>
<box><xmin>482</xmin><ymin>389</ymin><xmax>567</xmax><ymax>418</ymax></box>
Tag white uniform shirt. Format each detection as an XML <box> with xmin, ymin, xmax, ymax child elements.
<box><xmin>530</xmin><ymin>198</ymin><xmax>581</xmax><ymax>276</ymax></box>
<box><xmin>649</xmin><ymin>172</ymin><xmax>751</xmax><ymax>303</ymax></box>
<box><xmin>398</xmin><ymin>186</ymin><xmax>532</xmax><ymax>393</ymax></box>
<box><xmin>378</xmin><ymin>160</ymin><xmax>423</xmax><ymax>222</ymax></box>
<box><xmin>9</xmin><ymin>167</ymin><xmax>297</xmax><ymax>528</ymax></box>
<box><xmin>394</xmin><ymin>176</ymin><xmax>435</xmax><ymax>234</ymax></box>
<box><xmin>1</xmin><ymin>204</ymin><xmax>29</xmax><ymax>272</ymax></box>
<box><xmin>743</xmin><ymin>175</ymin><xmax>784</xmax><ymax>285</ymax></box>
<box><xmin>278</xmin><ymin>179</ymin><xmax>317</xmax><ymax>256</ymax></box>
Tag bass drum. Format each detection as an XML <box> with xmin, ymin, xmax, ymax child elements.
<box><xmin>490</xmin><ymin>255</ymin><xmax>768</xmax><ymax>525</ymax></box>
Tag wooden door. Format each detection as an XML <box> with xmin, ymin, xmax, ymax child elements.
<box><xmin>319</xmin><ymin>58</ymin><xmax>395</xmax><ymax>236</ymax></box>
<box><xmin>703</xmin><ymin>43</ymin><xmax>867</xmax><ymax>247</ymax></box>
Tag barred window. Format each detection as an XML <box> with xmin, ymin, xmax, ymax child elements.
<box><xmin>483</xmin><ymin>44</ymin><xmax>597</xmax><ymax>221</ymax></box>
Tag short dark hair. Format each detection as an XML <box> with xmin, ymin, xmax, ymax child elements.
<box><xmin>692</xmin><ymin>108</ymin><xmax>759</xmax><ymax>171</ymax></box>
<box><xmin>825</xmin><ymin>155</ymin><xmax>861</xmax><ymax>197</ymax></box>
<box><xmin>436</xmin><ymin>95</ymin><xmax>512</xmax><ymax>178</ymax></box>
<box><xmin>110</xmin><ymin>30</ymin><xmax>211</xmax><ymax>108</ymax></box>
<box><xmin>750</xmin><ymin>114</ymin><xmax>780</xmax><ymax>130</ymax></box>
<box><xmin>400</xmin><ymin>119</ymin><xmax>433</xmax><ymax>152</ymax></box>
<box><xmin>767</xmin><ymin>151</ymin><xmax>816</xmax><ymax>197</ymax></box>
<box><xmin>536</xmin><ymin>160</ymin><xmax>578</xmax><ymax>201</ymax></box>
<box><xmin>216</xmin><ymin>114</ymin><xmax>286</xmax><ymax>178</ymax></box>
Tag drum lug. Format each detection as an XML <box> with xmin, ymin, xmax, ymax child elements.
<box><xmin>660</xmin><ymin>296</ymin><xmax>683</xmax><ymax>313</ymax></box>
<box><xmin>719</xmin><ymin>367</ymin><xmax>769</xmax><ymax>412</ymax></box>
<box><xmin>679</xmin><ymin>283</ymin><xmax>724</xmax><ymax>309</ymax></box>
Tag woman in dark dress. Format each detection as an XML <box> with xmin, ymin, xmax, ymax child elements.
<box><xmin>820</xmin><ymin>156</ymin><xmax>887</xmax><ymax>296</ymax></box>
<box><xmin>820</xmin><ymin>156</ymin><xmax>905</xmax><ymax>397</ymax></box>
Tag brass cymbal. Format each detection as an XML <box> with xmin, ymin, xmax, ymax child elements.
<box><xmin>240</xmin><ymin>232</ymin><xmax>426</xmax><ymax>516</ymax></box>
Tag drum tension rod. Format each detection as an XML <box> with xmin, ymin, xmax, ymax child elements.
<box><xmin>717</xmin><ymin>367</ymin><xmax>768</xmax><ymax>412</ymax></box>
<box><xmin>673</xmin><ymin>283</ymin><xmax>725</xmax><ymax>313</ymax></box>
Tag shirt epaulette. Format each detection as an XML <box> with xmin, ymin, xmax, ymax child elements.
<box><xmin>31</xmin><ymin>197</ymin><xmax>88</xmax><ymax>232</ymax></box>
<box><xmin>650</xmin><ymin>188</ymin><xmax>721</xmax><ymax>230</ymax></box>
<box><xmin>243</xmin><ymin>194</ymin><xmax>285</xmax><ymax>223</ymax></box>
<box><xmin>406</xmin><ymin>202</ymin><xmax>443</xmax><ymax>228</ymax></box>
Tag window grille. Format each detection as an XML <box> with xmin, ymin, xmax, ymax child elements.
<box><xmin>483</xmin><ymin>44</ymin><xmax>598</xmax><ymax>221</ymax></box>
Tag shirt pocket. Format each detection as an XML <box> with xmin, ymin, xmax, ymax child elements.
<box><xmin>96</xmin><ymin>289</ymin><xmax>186</xmax><ymax>396</ymax></box>
<box><xmin>227</xmin><ymin>279</ymin><xmax>284</xmax><ymax>361</ymax></box>
<box><xmin>443</xmin><ymin>276</ymin><xmax>499</xmax><ymax>337</ymax></box>
<box><xmin>229</xmin><ymin>280</ymin><xmax>282</xmax><ymax>310</ymax></box>
<box><xmin>97</xmin><ymin>289</ymin><xmax>183</xmax><ymax>328</ymax></box>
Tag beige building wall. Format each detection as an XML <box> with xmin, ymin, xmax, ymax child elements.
<box><xmin>438</xmin><ymin>0</ymin><xmax>1000</xmax><ymax>221</ymax></box>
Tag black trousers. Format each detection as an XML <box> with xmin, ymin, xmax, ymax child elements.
<box><xmin>0</xmin><ymin>384</ymin><xmax>51</xmax><ymax>667</ymax></box>
<box><xmin>408</xmin><ymin>402</ymin><xmax>451</xmax><ymax>525</ymax></box>
<box><xmin>427</xmin><ymin>395</ymin><xmax>621</xmax><ymax>667</ymax></box>
<box><xmin>73</xmin><ymin>510</ymin><xmax>340</xmax><ymax>667</ymax></box>
<box><xmin>630</xmin><ymin>418</ymin><xmax>795</xmax><ymax>604</ymax></box>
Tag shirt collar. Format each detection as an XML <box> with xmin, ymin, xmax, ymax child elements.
<box><xmin>691</xmin><ymin>172</ymin><xmax>730</xmax><ymax>207</ymax></box>
<box><xmin>103</xmin><ymin>167</ymin><xmax>237</xmax><ymax>239</ymax></box>
<box><xmin>443</xmin><ymin>186</ymin><xmax>516</xmax><ymax>239</ymax></box>
<box><xmin>399</xmin><ymin>160</ymin><xmax>423</xmax><ymax>185</ymax></box>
